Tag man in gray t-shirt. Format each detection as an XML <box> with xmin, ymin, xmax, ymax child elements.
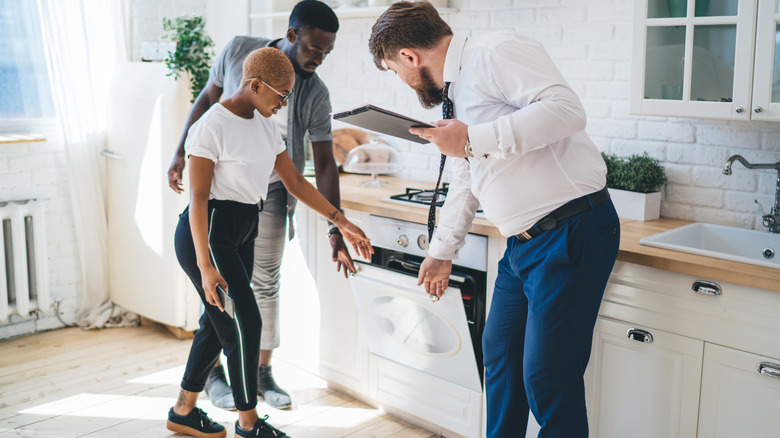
<box><xmin>167</xmin><ymin>1</ymin><xmax>349</xmax><ymax>411</ymax></box>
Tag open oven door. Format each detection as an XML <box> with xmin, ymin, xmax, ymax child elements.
<box><xmin>349</xmin><ymin>260</ymin><xmax>481</xmax><ymax>392</ymax></box>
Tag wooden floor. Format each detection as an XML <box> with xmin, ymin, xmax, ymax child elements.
<box><xmin>0</xmin><ymin>323</ymin><xmax>439</xmax><ymax>438</ymax></box>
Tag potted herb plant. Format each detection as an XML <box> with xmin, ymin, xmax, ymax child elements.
<box><xmin>162</xmin><ymin>14</ymin><xmax>214</xmax><ymax>103</ymax></box>
<box><xmin>602</xmin><ymin>152</ymin><xmax>667</xmax><ymax>221</ymax></box>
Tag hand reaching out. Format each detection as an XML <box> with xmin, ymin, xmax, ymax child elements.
<box><xmin>330</xmin><ymin>233</ymin><xmax>357</xmax><ymax>278</ymax></box>
<box><xmin>337</xmin><ymin>221</ymin><xmax>374</xmax><ymax>260</ymax></box>
<box><xmin>417</xmin><ymin>256</ymin><xmax>453</xmax><ymax>298</ymax></box>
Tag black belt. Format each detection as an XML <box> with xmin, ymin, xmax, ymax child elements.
<box><xmin>515</xmin><ymin>186</ymin><xmax>610</xmax><ymax>243</ymax></box>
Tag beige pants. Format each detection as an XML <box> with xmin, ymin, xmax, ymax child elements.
<box><xmin>252</xmin><ymin>182</ymin><xmax>288</xmax><ymax>350</ymax></box>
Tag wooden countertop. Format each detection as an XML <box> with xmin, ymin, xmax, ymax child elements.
<box><xmin>338</xmin><ymin>173</ymin><xmax>780</xmax><ymax>293</ymax></box>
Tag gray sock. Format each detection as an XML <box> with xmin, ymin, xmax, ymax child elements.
<box><xmin>258</xmin><ymin>365</ymin><xmax>291</xmax><ymax>409</ymax></box>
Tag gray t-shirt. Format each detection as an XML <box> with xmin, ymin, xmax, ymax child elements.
<box><xmin>210</xmin><ymin>36</ymin><xmax>333</xmax><ymax>219</ymax></box>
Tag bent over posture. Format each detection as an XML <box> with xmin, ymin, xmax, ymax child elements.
<box><xmin>369</xmin><ymin>2</ymin><xmax>620</xmax><ymax>437</ymax></box>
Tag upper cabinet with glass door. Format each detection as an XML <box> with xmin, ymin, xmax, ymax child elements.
<box><xmin>750</xmin><ymin>0</ymin><xmax>780</xmax><ymax>119</ymax></box>
<box><xmin>631</xmin><ymin>0</ymin><xmax>780</xmax><ymax>121</ymax></box>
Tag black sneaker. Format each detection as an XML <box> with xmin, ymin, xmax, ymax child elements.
<box><xmin>258</xmin><ymin>365</ymin><xmax>291</xmax><ymax>410</ymax></box>
<box><xmin>235</xmin><ymin>415</ymin><xmax>289</xmax><ymax>438</ymax></box>
<box><xmin>166</xmin><ymin>407</ymin><xmax>226</xmax><ymax>438</ymax></box>
<box><xmin>205</xmin><ymin>364</ymin><xmax>236</xmax><ymax>410</ymax></box>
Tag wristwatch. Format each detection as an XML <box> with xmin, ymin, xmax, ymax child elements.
<box><xmin>327</xmin><ymin>224</ymin><xmax>341</xmax><ymax>238</ymax></box>
<box><xmin>464</xmin><ymin>138</ymin><xmax>475</xmax><ymax>157</ymax></box>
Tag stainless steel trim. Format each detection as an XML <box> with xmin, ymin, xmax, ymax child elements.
<box><xmin>626</xmin><ymin>328</ymin><xmax>653</xmax><ymax>343</ymax></box>
<box><xmin>758</xmin><ymin>362</ymin><xmax>780</xmax><ymax>378</ymax></box>
<box><xmin>692</xmin><ymin>280</ymin><xmax>722</xmax><ymax>296</ymax></box>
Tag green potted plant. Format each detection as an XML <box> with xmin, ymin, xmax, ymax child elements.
<box><xmin>162</xmin><ymin>14</ymin><xmax>214</xmax><ymax>103</ymax></box>
<box><xmin>602</xmin><ymin>152</ymin><xmax>667</xmax><ymax>221</ymax></box>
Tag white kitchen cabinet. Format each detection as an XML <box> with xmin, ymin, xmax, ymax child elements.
<box><xmin>312</xmin><ymin>208</ymin><xmax>370</xmax><ymax>395</ymax></box>
<box><xmin>630</xmin><ymin>0</ymin><xmax>780</xmax><ymax>120</ymax></box>
<box><xmin>697</xmin><ymin>343</ymin><xmax>780</xmax><ymax>438</ymax></box>
<box><xmin>585</xmin><ymin>317</ymin><xmax>703</xmax><ymax>438</ymax></box>
<box><xmin>589</xmin><ymin>261</ymin><xmax>780</xmax><ymax>438</ymax></box>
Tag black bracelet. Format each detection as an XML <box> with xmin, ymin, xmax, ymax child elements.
<box><xmin>327</xmin><ymin>224</ymin><xmax>341</xmax><ymax>238</ymax></box>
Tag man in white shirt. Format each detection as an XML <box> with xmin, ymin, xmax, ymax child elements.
<box><xmin>369</xmin><ymin>3</ymin><xmax>620</xmax><ymax>437</ymax></box>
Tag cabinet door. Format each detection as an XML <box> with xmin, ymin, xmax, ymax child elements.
<box><xmin>697</xmin><ymin>343</ymin><xmax>780</xmax><ymax>437</ymax></box>
<box><xmin>630</xmin><ymin>0</ymin><xmax>757</xmax><ymax>119</ymax></box>
<box><xmin>314</xmin><ymin>211</ymin><xmax>369</xmax><ymax>393</ymax></box>
<box><xmin>750</xmin><ymin>0</ymin><xmax>780</xmax><ymax>120</ymax></box>
<box><xmin>585</xmin><ymin>317</ymin><xmax>703</xmax><ymax>438</ymax></box>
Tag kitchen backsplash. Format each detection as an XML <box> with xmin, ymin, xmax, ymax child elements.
<box><xmin>133</xmin><ymin>0</ymin><xmax>779</xmax><ymax>231</ymax></box>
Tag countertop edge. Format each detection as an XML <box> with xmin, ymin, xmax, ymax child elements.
<box><xmin>336</xmin><ymin>174</ymin><xmax>779</xmax><ymax>293</ymax></box>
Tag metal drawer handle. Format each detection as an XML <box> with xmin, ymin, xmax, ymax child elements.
<box><xmin>758</xmin><ymin>362</ymin><xmax>780</xmax><ymax>379</ymax></box>
<box><xmin>692</xmin><ymin>280</ymin><xmax>722</xmax><ymax>296</ymax></box>
<box><xmin>627</xmin><ymin>328</ymin><xmax>653</xmax><ymax>343</ymax></box>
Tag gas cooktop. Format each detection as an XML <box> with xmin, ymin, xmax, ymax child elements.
<box><xmin>382</xmin><ymin>184</ymin><xmax>485</xmax><ymax>218</ymax></box>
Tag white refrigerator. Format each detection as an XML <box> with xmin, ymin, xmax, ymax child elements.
<box><xmin>105</xmin><ymin>62</ymin><xmax>200</xmax><ymax>331</ymax></box>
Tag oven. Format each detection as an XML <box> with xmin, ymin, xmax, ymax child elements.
<box><xmin>349</xmin><ymin>214</ymin><xmax>488</xmax><ymax>437</ymax></box>
<box><xmin>365</xmin><ymin>245</ymin><xmax>487</xmax><ymax>387</ymax></box>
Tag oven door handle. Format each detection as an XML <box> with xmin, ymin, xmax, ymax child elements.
<box><xmin>386</xmin><ymin>257</ymin><xmax>469</xmax><ymax>285</ymax></box>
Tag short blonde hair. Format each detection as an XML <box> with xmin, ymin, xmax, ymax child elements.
<box><xmin>241</xmin><ymin>47</ymin><xmax>294</xmax><ymax>86</ymax></box>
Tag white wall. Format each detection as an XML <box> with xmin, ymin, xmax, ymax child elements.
<box><xmin>132</xmin><ymin>0</ymin><xmax>780</xmax><ymax>231</ymax></box>
<box><xmin>130</xmin><ymin>0</ymin><xmax>247</xmax><ymax>61</ymax></box>
<box><xmin>0</xmin><ymin>121</ymin><xmax>82</xmax><ymax>338</ymax></box>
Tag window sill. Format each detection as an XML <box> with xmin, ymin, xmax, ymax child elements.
<box><xmin>0</xmin><ymin>132</ymin><xmax>46</xmax><ymax>145</ymax></box>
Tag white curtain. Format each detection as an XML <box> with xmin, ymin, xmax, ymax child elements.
<box><xmin>38</xmin><ymin>0</ymin><xmax>138</xmax><ymax>328</ymax></box>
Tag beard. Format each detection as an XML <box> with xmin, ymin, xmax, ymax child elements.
<box><xmin>415</xmin><ymin>66</ymin><xmax>444</xmax><ymax>109</ymax></box>
<box><xmin>289</xmin><ymin>40</ymin><xmax>315</xmax><ymax>79</ymax></box>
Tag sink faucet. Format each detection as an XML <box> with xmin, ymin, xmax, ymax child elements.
<box><xmin>723</xmin><ymin>154</ymin><xmax>780</xmax><ymax>233</ymax></box>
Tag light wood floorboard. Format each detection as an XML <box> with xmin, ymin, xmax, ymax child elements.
<box><xmin>0</xmin><ymin>324</ymin><xmax>439</xmax><ymax>438</ymax></box>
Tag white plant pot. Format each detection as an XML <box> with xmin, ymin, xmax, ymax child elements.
<box><xmin>608</xmin><ymin>188</ymin><xmax>661</xmax><ymax>221</ymax></box>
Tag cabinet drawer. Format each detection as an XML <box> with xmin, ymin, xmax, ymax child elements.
<box><xmin>599</xmin><ymin>261</ymin><xmax>780</xmax><ymax>358</ymax></box>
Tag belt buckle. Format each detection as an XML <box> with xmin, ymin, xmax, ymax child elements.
<box><xmin>537</xmin><ymin>216</ymin><xmax>557</xmax><ymax>231</ymax></box>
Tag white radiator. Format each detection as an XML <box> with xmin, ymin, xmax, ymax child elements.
<box><xmin>0</xmin><ymin>200</ymin><xmax>49</xmax><ymax>322</ymax></box>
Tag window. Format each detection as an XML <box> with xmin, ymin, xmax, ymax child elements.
<box><xmin>0</xmin><ymin>0</ymin><xmax>55</xmax><ymax>120</ymax></box>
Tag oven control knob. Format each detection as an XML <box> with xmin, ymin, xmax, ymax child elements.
<box><xmin>397</xmin><ymin>234</ymin><xmax>409</xmax><ymax>247</ymax></box>
<box><xmin>417</xmin><ymin>234</ymin><xmax>429</xmax><ymax>250</ymax></box>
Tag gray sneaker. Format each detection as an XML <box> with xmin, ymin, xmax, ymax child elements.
<box><xmin>205</xmin><ymin>365</ymin><xmax>236</xmax><ymax>411</ymax></box>
<box><xmin>258</xmin><ymin>365</ymin><xmax>291</xmax><ymax>410</ymax></box>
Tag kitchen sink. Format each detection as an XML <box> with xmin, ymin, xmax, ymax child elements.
<box><xmin>639</xmin><ymin>223</ymin><xmax>780</xmax><ymax>269</ymax></box>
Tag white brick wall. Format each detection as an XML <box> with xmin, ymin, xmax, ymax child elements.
<box><xmin>0</xmin><ymin>121</ymin><xmax>81</xmax><ymax>338</ymax></box>
<box><xmin>318</xmin><ymin>0</ymin><xmax>780</xmax><ymax>231</ymax></box>
<box><xmin>132</xmin><ymin>0</ymin><xmax>780</xmax><ymax>231</ymax></box>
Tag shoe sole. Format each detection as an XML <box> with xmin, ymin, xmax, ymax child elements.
<box><xmin>166</xmin><ymin>420</ymin><xmax>227</xmax><ymax>438</ymax></box>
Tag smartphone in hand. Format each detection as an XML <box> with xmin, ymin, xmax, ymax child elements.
<box><xmin>216</xmin><ymin>284</ymin><xmax>235</xmax><ymax>319</ymax></box>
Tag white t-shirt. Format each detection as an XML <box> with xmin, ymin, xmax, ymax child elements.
<box><xmin>185</xmin><ymin>103</ymin><xmax>286</xmax><ymax>205</ymax></box>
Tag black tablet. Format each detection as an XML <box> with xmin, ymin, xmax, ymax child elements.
<box><xmin>332</xmin><ymin>104</ymin><xmax>435</xmax><ymax>144</ymax></box>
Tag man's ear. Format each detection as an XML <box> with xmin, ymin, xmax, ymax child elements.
<box><xmin>398</xmin><ymin>48</ymin><xmax>421</xmax><ymax>67</ymax></box>
<box><xmin>286</xmin><ymin>27</ymin><xmax>297</xmax><ymax>44</ymax></box>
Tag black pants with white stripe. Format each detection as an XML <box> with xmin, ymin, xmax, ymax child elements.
<box><xmin>174</xmin><ymin>199</ymin><xmax>261</xmax><ymax>411</ymax></box>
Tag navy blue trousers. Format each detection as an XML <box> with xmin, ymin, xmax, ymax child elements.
<box><xmin>174</xmin><ymin>200</ymin><xmax>261</xmax><ymax>411</ymax></box>
<box><xmin>483</xmin><ymin>196</ymin><xmax>620</xmax><ymax>438</ymax></box>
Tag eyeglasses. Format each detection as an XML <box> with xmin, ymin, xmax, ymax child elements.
<box><xmin>261</xmin><ymin>80</ymin><xmax>293</xmax><ymax>106</ymax></box>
